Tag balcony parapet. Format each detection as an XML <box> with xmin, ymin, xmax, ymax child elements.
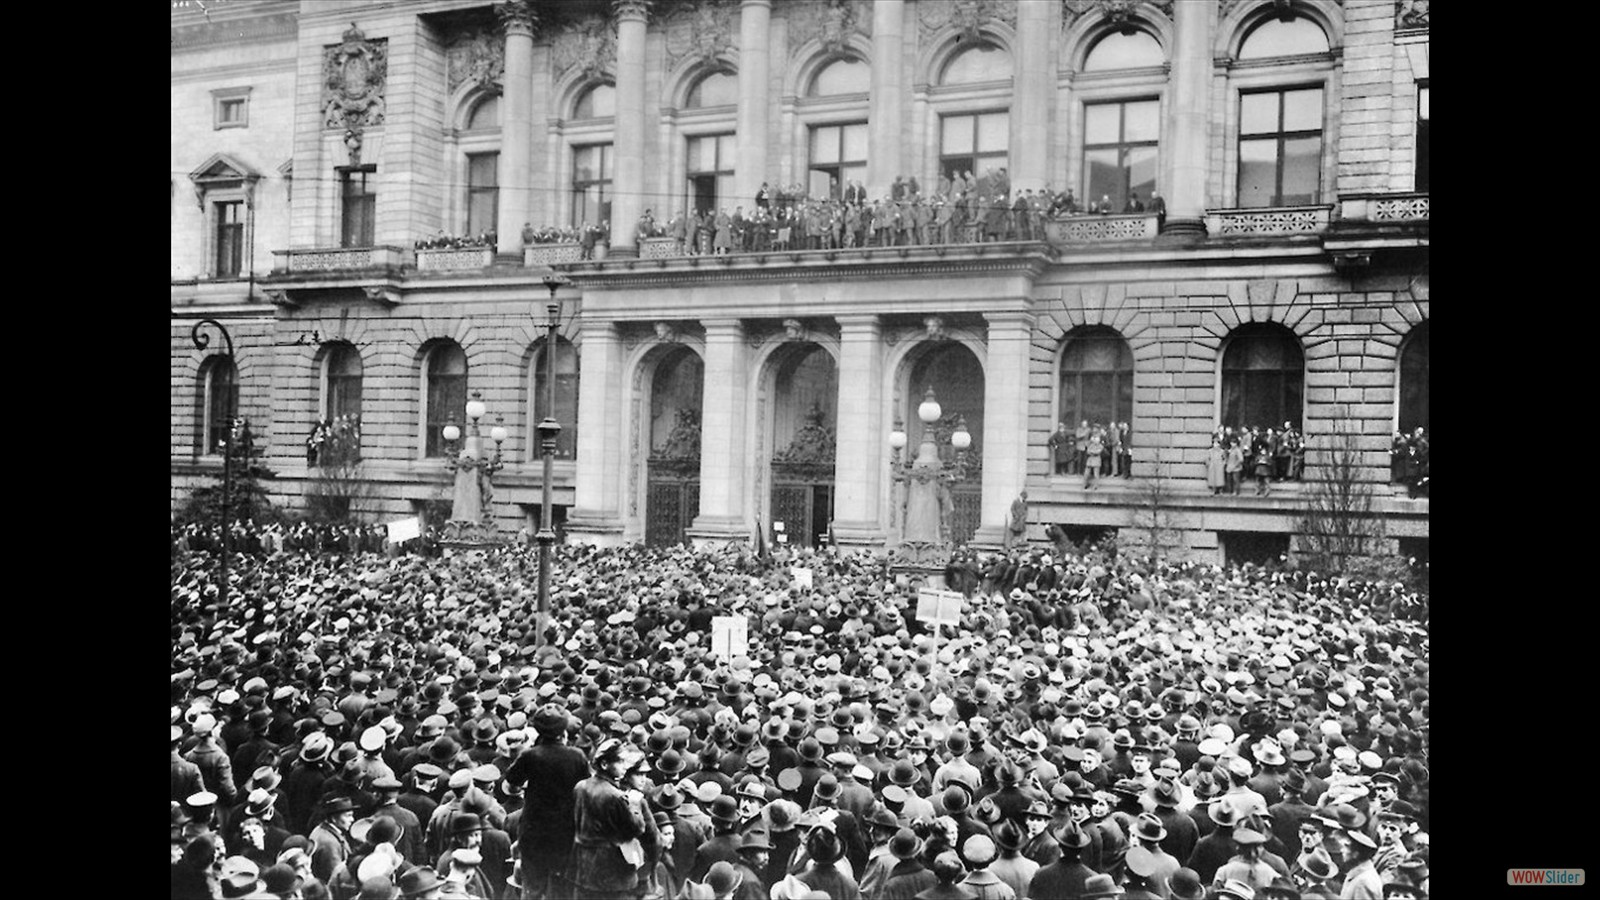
<box><xmin>415</xmin><ymin>246</ymin><xmax>494</xmax><ymax>271</ymax></box>
<box><xmin>273</xmin><ymin>245</ymin><xmax>406</xmax><ymax>274</ymax></box>
<box><xmin>1044</xmin><ymin>212</ymin><xmax>1160</xmax><ymax>245</ymax></box>
<box><xmin>1338</xmin><ymin>192</ymin><xmax>1429</xmax><ymax>223</ymax></box>
<box><xmin>1206</xmin><ymin>205</ymin><xmax>1333</xmax><ymax>237</ymax></box>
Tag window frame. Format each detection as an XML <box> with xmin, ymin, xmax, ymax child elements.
<box><xmin>1218</xmin><ymin>323</ymin><xmax>1306</xmax><ymax>432</ymax></box>
<box><xmin>685</xmin><ymin>132</ymin><xmax>737</xmax><ymax>216</ymax></box>
<box><xmin>199</xmin><ymin>355</ymin><xmax>239</xmax><ymax>458</ymax></box>
<box><xmin>1415</xmin><ymin>81</ymin><xmax>1429</xmax><ymax>193</ymax></box>
<box><xmin>339</xmin><ymin>165</ymin><xmax>377</xmax><ymax>248</ymax></box>
<box><xmin>1396</xmin><ymin>322</ymin><xmax>1428</xmax><ymax>435</ymax></box>
<box><xmin>456</xmin><ymin>92</ymin><xmax>503</xmax><ymax>238</ymax></box>
<box><xmin>212</xmin><ymin>86</ymin><xmax>251</xmax><ymax>130</ymax></box>
<box><xmin>1235</xmin><ymin>84</ymin><xmax>1325</xmax><ymax>208</ymax></box>
<box><xmin>529</xmin><ymin>337</ymin><xmax>581</xmax><ymax>462</ymax></box>
<box><xmin>1080</xmin><ymin>96</ymin><xmax>1162</xmax><ymax>213</ymax></box>
<box><xmin>1220</xmin><ymin>13</ymin><xmax>1338</xmax><ymax>211</ymax></box>
<box><xmin>1056</xmin><ymin>327</ymin><xmax>1136</xmax><ymax>440</ymax></box>
<box><xmin>937</xmin><ymin>109</ymin><xmax>1011</xmax><ymax>188</ymax></box>
<box><xmin>212</xmin><ymin>199</ymin><xmax>246</xmax><ymax>279</ymax></box>
<box><xmin>421</xmin><ymin>342</ymin><xmax>469</xmax><ymax>459</ymax></box>
<box><xmin>465</xmin><ymin>151</ymin><xmax>500</xmax><ymax>237</ymax></box>
<box><xmin>807</xmin><ymin>122</ymin><xmax>868</xmax><ymax>201</ymax></box>
<box><xmin>570</xmin><ymin>143</ymin><xmax>614</xmax><ymax>229</ymax></box>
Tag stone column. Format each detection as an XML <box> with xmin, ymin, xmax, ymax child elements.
<box><xmin>1010</xmin><ymin>0</ymin><xmax>1052</xmax><ymax>192</ymax></box>
<box><xmin>609</xmin><ymin>0</ymin><xmax>651</xmax><ymax>257</ymax></box>
<box><xmin>565</xmin><ymin>318</ymin><xmax>627</xmax><ymax>546</ymax></box>
<box><xmin>866</xmin><ymin>0</ymin><xmax>905</xmax><ymax>198</ymax></box>
<box><xmin>496</xmin><ymin>1</ymin><xmax>537</xmax><ymax>260</ymax></box>
<box><xmin>1161</xmin><ymin>0</ymin><xmax>1212</xmax><ymax>237</ymax></box>
<box><xmin>688</xmin><ymin>319</ymin><xmax>750</xmax><ymax>545</ymax></box>
<box><xmin>735</xmin><ymin>0</ymin><xmax>771</xmax><ymax>205</ymax></box>
<box><xmin>831</xmin><ymin>315</ymin><xmax>887</xmax><ymax>552</ymax></box>
<box><xmin>973</xmin><ymin>311</ymin><xmax>1034</xmax><ymax>548</ymax></box>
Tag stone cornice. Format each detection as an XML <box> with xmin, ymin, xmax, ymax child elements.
<box><xmin>171</xmin><ymin>7</ymin><xmax>298</xmax><ymax>51</ymax></box>
<box><xmin>556</xmin><ymin>247</ymin><xmax>1054</xmax><ymax>289</ymax></box>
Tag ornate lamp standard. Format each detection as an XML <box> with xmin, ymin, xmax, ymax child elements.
<box><xmin>439</xmin><ymin>392</ymin><xmax>508</xmax><ymax>548</ymax></box>
<box><xmin>888</xmin><ymin>386</ymin><xmax>972</xmax><ymax>568</ymax></box>
<box><xmin>535</xmin><ymin>268</ymin><xmax>570</xmax><ymax>644</ymax></box>
<box><xmin>191</xmin><ymin>318</ymin><xmax>237</xmax><ymax>609</ymax></box>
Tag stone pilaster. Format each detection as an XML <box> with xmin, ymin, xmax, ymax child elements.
<box><xmin>688</xmin><ymin>319</ymin><xmax>750</xmax><ymax>544</ymax></box>
<box><xmin>735</xmin><ymin>0</ymin><xmax>771</xmax><ymax>205</ymax></box>
<box><xmin>973</xmin><ymin>311</ymin><xmax>1034</xmax><ymax>547</ymax></box>
<box><xmin>1010</xmin><ymin>0</ymin><xmax>1053</xmax><ymax>192</ymax></box>
<box><xmin>565</xmin><ymin>318</ymin><xmax>627</xmax><ymax>545</ymax></box>
<box><xmin>866</xmin><ymin>0</ymin><xmax>905</xmax><ymax>198</ymax></box>
<box><xmin>496</xmin><ymin>1</ymin><xmax>537</xmax><ymax>259</ymax></box>
<box><xmin>1161</xmin><ymin>0</ymin><xmax>1212</xmax><ymax>237</ymax></box>
<box><xmin>831</xmin><ymin>314</ymin><xmax>887</xmax><ymax>552</ymax></box>
<box><xmin>609</xmin><ymin>0</ymin><xmax>651</xmax><ymax>257</ymax></box>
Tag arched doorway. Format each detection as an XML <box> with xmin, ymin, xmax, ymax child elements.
<box><xmin>903</xmin><ymin>342</ymin><xmax>985</xmax><ymax>546</ymax></box>
<box><xmin>645</xmin><ymin>346</ymin><xmax>704</xmax><ymax>547</ymax></box>
<box><xmin>767</xmin><ymin>344</ymin><xmax>839</xmax><ymax>548</ymax></box>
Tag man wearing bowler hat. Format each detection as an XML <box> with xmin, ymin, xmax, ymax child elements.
<box><xmin>1027</xmin><ymin>819</ymin><xmax>1094</xmax><ymax>899</ymax></box>
<box><xmin>311</xmin><ymin>795</ymin><xmax>357</xmax><ymax>883</ymax></box>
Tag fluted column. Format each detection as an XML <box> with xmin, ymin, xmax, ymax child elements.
<box><xmin>831</xmin><ymin>315</ymin><xmax>887</xmax><ymax>552</ymax></box>
<box><xmin>1010</xmin><ymin>0</ymin><xmax>1053</xmax><ymax>192</ymax></box>
<box><xmin>496</xmin><ymin>1</ymin><xmax>536</xmax><ymax>259</ymax></box>
<box><xmin>609</xmin><ymin>0</ymin><xmax>651</xmax><ymax>257</ymax></box>
<box><xmin>735</xmin><ymin>0</ymin><xmax>771</xmax><ymax>205</ymax></box>
<box><xmin>973</xmin><ymin>311</ymin><xmax>1035</xmax><ymax>548</ymax></box>
<box><xmin>866</xmin><ymin>0</ymin><xmax>905</xmax><ymax>198</ymax></box>
<box><xmin>566</xmin><ymin>318</ymin><xmax>627</xmax><ymax>546</ymax></box>
<box><xmin>688</xmin><ymin>319</ymin><xmax>750</xmax><ymax>545</ymax></box>
<box><xmin>1161</xmin><ymin>0</ymin><xmax>1212</xmax><ymax>236</ymax></box>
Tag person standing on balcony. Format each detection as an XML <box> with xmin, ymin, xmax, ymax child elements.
<box><xmin>1073</xmin><ymin>421</ymin><xmax>1090</xmax><ymax>476</ymax></box>
<box><xmin>1225</xmin><ymin>438</ymin><xmax>1245</xmax><ymax>495</ymax></box>
<box><xmin>756</xmin><ymin>183</ymin><xmax>771</xmax><ymax>210</ymax></box>
<box><xmin>1084</xmin><ymin>426</ymin><xmax>1105</xmax><ymax>490</ymax></box>
<box><xmin>1207</xmin><ymin>438</ymin><xmax>1227</xmax><ymax>495</ymax></box>
<box><xmin>1124</xmin><ymin>192</ymin><xmax>1146</xmax><ymax>214</ymax></box>
<box><xmin>1253</xmin><ymin>429</ymin><xmax>1275</xmax><ymax>496</ymax></box>
<box><xmin>714</xmin><ymin>208</ymin><xmax>732</xmax><ymax>255</ymax></box>
<box><xmin>1048</xmin><ymin>423</ymin><xmax>1073</xmax><ymax>476</ymax></box>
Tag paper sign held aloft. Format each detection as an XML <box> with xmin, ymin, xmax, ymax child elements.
<box><xmin>790</xmin><ymin>568</ymin><xmax>813</xmax><ymax>590</ymax></box>
<box><xmin>916</xmin><ymin>587</ymin><xmax>964</xmax><ymax>627</ymax></box>
<box><xmin>385</xmin><ymin>517</ymin><xmax>421</xmax><ymax>543</ymax></box>
<box><xmin>711</xmin><ymin>616</ymin><xmax>749</xmax><ymax>661</ymax></box>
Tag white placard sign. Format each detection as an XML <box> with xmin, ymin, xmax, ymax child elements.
<box><xmin>790</xmin><ymin>567</ymin><xmax>813</xmax><ymax>590</ymax></box>
<box><xmin>385</xmin><ymin>517</ymin><xmax>421</xmax><ymax>543</ymax></box>
<box><xmin>711</xmin><ymin>616</ymin><xmax>749</xmax><ymax>661</ymax></box>
<box><xmin>916</xmin><ymin>587</ymin><xmax>964</xmax><ymax>627</ymax></box>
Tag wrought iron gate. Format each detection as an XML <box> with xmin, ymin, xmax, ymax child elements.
<box><xmin>646</xmin><ymin>461</ymin><xmax>699</xmax><ymax>547</ymax></box>
<box><xmin>950</xmin><ymin>485</ymin><xmax>981</xmax><ymax>546</ymax></box>
<box><xmin>771</xmin><ymin>465</ymin><xmax>834</xmax><ymax>548</ymax></box>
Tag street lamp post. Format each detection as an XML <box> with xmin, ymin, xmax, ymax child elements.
<box><xmin>191</xmin><ymin>318</ymin><xmax>236</xmax><ymax>610</ymax></box>
<box><xmin>888</xmin><ymin>386</ymin><xmax>972</xmax><ymax>568</ymax></box>
<box><xmin>536</xmin><ymin>269</ymin><xmax>570</xmax><ymax>644</ymax></box>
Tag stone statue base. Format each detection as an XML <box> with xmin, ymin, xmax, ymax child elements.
<box><xmin>437</xmin><ymin>519</ymin><xmax>506</xmax><ymax>555</ymax></box>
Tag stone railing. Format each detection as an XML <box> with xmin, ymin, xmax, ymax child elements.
<box><xmin>1338</xmin><ymin>192</ymin><xmax>1429</xmax><ymax>223</ymax></box>
<box><xmin>640</xmin><ymin>237</ymin><xmax>684</xmax><ymax>259</ymax></box>
<box><xmin>1044</xmin><ymin>213</ymin><xmax>1160</xmax><ymax>245</ymax></box>
<box><xmin>274</xmin><ymin>246</ymin><xmax>406</xmax><ymax>273</ymax></box>
<box><xmin>1206</xmin><ymin>205</ymin><xmax>1333</xmax><ymax>236</ymax></box>
<box><xmin>524</xmin><ymin>243</ymin><xmax>584</xmax><ymax>267</ymax></box>
<box><xmin>415</xmin><ymin>246</ymin><xmax>494</xmax><ymax>271</ymax></box>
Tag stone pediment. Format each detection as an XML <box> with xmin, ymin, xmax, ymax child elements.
<box><xmin>189</xmin><ymin>153</ymin><xmax>261</xmax><ymax>186</ymax></box>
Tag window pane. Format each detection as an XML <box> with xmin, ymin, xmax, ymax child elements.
<box><xmin>468</xmin><ymin>153</ymin><xmax>498</xmax><ymax>186</ymax></box>
<box><xmin>976</xmin><ymin>112</ymin><xmax>1009</xmax><ymax>153</ymax></box>
<box><xmin>468</xmin><ymin>190</ymin><xmax>498</xmax><ymax>235</ymax></box>
<box><xmin>1128</xmin><ymin>146</ymin><xmax>1158</xmax><ymax>203</ymax></box>
<box><xmin>842</xmin><ymin>163</ymin><xmax>867</xmax><ymax>189</ymax></box>
<box><xmin>1239</xmin><ymin>18</ymin><xmax>1329</xmax><ymax>59</ymax></box>
<box><xmin>1240</xmin><ymin>92</ymin><xmax>1279</xmax><ymax>135</ymax></box>
<box><xmin>689</xmin><ymin>71</ymin><xmax>738</xmax><ymax>108</ymax></box>
<box><xmin>812</xmin><ymin>127</ymin><xmax>840</xmax><ymax>164</ymax></box>
<box><xmin>810</xmin><ymin>58</ymin><xmax>870</xmax><ymax>96</ymax></box>
<box><xmin>1084</xmin><ymin>30</ymin><xmax>1164</xmax><ymax>70</ymax></box>
<box><xmin>1124</xmin><ymin>100</ymin><xmax>1160</xmax><ymax>143</ymax></box>
<box><xmin>467</xmin><ymin>96</ymin><xmax>500</xmax><ymax>130</ymax></box>
<box><xmin>1238</xmin><ymin>139</ymin><xmax>1278</xmax><ymax>208</ymax></box>
<box><xmin>575</xmin><ymin>83</ymin><xmax>615</xmax><ymax>118</ymax></box>
<box><xmin>1084</xmin><ymin>104</ymin><xmax>1119</xmax><ymax>145</ymax></box>
<box><xmin>1282</xmin><ymin>88</ymin><xmax>1323</xmax><ymax>132</ymax></box>
<box><xmin>1086</xmin><ymin>149</ymin><xmax>1123</xmax><ymax>207</ymax></box>
<box><xmin>942</xmin><ymin>44</ymin><xmax>1012</xmax><ymax>84</ymax></box>
<box><xmin>841</xmin><ymin>123</ymin><xmax>868</xmax><ymax>162</ymax></box>
<box><xmin>942</xmin><ymin>116</ymin><xmax>974</xmax><ymax>155</ymax></box>
<box><xmin>575</xmin><ymin>146</ymin><xmax>598</xmax><ymax>180</ymax></box>
<box><xmin>1280</xmin><ymin>135</ymin><xmax>1321</xmax><ymax>204</ymax></box>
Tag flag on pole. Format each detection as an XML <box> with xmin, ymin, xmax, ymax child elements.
<box><xmin>754</xmin><ymin>514</ymin><xmax>770</xmax><ymax>560</ymax></box>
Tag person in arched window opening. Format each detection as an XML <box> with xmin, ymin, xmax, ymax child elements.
<box><xmin>1084</xmin><ymin>426</ymin><xmax>1105</xmax><ymax>490</ymax></box>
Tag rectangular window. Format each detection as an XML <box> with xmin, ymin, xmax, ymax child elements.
<box><xmin>1237</xmin><ymin>87</ymin><xmax>1323</xmax><ymax>208</ymax></box>
<box><xmin>686</xmin><ymin>133</ymin><xmax>737</xmax><ymax>215</ymax></box>
<box><xmin>340</xmin><ymin>167</ymin><xmax>376</xmax><ymax>248</ymax></box>
<box><xmin>212</xmin><ymin>87</ymin><xmax>250</xmax><ymax>129</ymax></box>
<box><xmin>1083</xmin><ymin>99</ymin><xmax>1159</xmax><ymax>212</ymax></box>
<box><xmin>466</xmin><ymin>152</ymin><xmax>499</xmax><ymax>237</ymax></box>
<box><xmin>572</xmin><ymin>144</ymin><xmax>613</xmax><ymax>228</ymax></box>
<box><xmin>808</xmin><ymin>123</ymin><xmax>867</xmax><ymax>201</ymax></box>
<box><xmin>939</xmin><ymin>112</ymin><xmax>1009</xmax><ymax>187</ymax></box>
<box><xmin>214</xmin><ymin>201</ymin><xmax>244</xmax><ymax>278</ymax></box>
<box><xmin>1416</xmin><ymin>84</ymin><xmax>1429</xmax><ymax>192</ymax></box>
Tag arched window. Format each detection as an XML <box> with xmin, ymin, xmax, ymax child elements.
<box><xmin>324</xmin><ymin>343</ymin><xmax>363</xmax><ymax>423</ymax></box>
<box><xmin>1239</xmin><ymin>17</ymin><xmax>1330</xmax><ymax>59</ymax></box>
<box><xmin>1058</xmin><ymin>327</ymin><xmax>1134</xmax><ymax>432</ymax></box>
<box><xmin>686</xmin><ymin>70</ymin><xmax>738</xmax><ymax>108</ymax></box>
<box><xmin>198</xmin><ymin>355</ymin><xmax>238</xmax><ymax>455</ymax></box>
<box><xmin>1083</xmin><ymin>30</ymin><xmax>1164</xmax><ymax>70</ymax></box>
<box><xmin>466</xmin><ymin>95</ymin><xmax>500</xmax><ymax>131</ymax></box>
<box><xmin>1220</xmin><ymin>323</ymin><xmax>1304</xmax><ymax>430</ymax></box>
<box><xmin>573</xmin><ymin>83</ymin><xmax>616</xmax><ymax>119</ymax></box>
<box><xmin>531</xmin><ymin>338</ymin><xmax>580</xmax><ymax>460</ymax></box>
<box><xmin>808</xmin><ymin>57</ymin><xmax>870</xmax><ymax>97</ymax></box>
<box><xmin>1398</xmin><ymin>322</ymin><xmax>1428</xmax><ymax>434</ymax></box>
<box><xmin>940</xmin><ymin>43</ymin><xmax>1012</xmax><ymax>85</ymax></box>
<box><xmin>423</xmin><ymin>342</ymin><xmax>468</xmax><ymax>458</ymax></box>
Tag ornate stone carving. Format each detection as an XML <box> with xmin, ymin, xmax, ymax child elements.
<box><xmin>924</xmin><ymin>316</ymin><xmax>947</xmax><ymax>341</ymax></box>
<box><xmin>665</xmin><ymin>0</ymin><xmax>737</xmax><ymax>73</ymax></box>
<box><xmin>654</xmin><ymin>321</ymin><xmax>680</xmax><ymax>342</ymax></box>
<box><xmin>653</xmin><ymin>407</ymin><xmax>702</xmax><ymax>460</ymax></box>
<box><xmin>496</xmin><ymin>0</ymin><xmax>538</xmax><ymax>35</ymax></box>
<box><xmin>554</xmin><ymin>16</ymin><xmax>618</xmax><ymax>84</ymax></box>
<box><xmin>773</xmin><ymin>403</ymin><xmax>836</xmax><ymax>464</ymax></box>
<box><xmin>786</xmin><ymin>0</ymin><xmax>869</xmax><ymax>56</ymax></box>
<box><xmin>1396</xmin><ymin>0</ymin><xmax>1428</xmax><ymax>28</ymax></box>
<box><xmin>613</xmin><ymin>0</ymin><xmax>654</xmax><ymax>21</ymax></box>
<box><xmin>322</xmin><ymin>23</ymin><xmax>387</xmax><ymax>131</ymax></box>
<box><xmin>448</xmin><ymin>27</ymin><xmax>507</xmax><ymax>95</ymax></box>
<box><xmin>917</xmin><ymin>0</ymin><xmax>1015</xmax><ymax>44</ymax></box>
<box><xmin>783</xmin><ymin>318</ymin><xmax>808</xmax><ymax>341</ymax></box>
<box><xmin>1061</xmin><ymin>0</ymin><xmax>1173</xmax><ymax>32</ymax></box>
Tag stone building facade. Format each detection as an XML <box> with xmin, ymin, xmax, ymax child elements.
<box><xmin>171</xmin><ymin>0</ymin><xmax>1430</xmax><ymax>564</ymax></box>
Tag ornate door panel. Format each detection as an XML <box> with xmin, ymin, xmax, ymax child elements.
<box><xmin>646</xmin><ymin>462</ymin><xmax>700</xmax><ymax>548</ymax></box>
<box><xmin>771</xmin><ymin>483</ymin><xmax>813</xmax><ymax>547</ymax></box>
<box><xmin>950</xmin><ymin>486</ymin><xmax>982</xmax><ymax>546</ymax></box>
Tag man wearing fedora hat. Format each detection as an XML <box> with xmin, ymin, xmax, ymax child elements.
<box><xmin>691</xmin><ymin>795</ymin><xmax>747</xmax><ymax>882</ymax></box>
<box><xmin>1126</xmin><ymin>812</ymin><xmax>1179</xmax><ymax>895</ymax></box>
<box><xmin>731</xmin><ymin>830</ymin><xmax>775</xmax><ymax>900</ymax></box>
<box><xmin>504</xmin><ymin>703</ymin><xmax>587</xmax><ymax>899</ymax></box>
<box><xmin>875</xmin><ymin>826</ymin><xmax>937</xmax><ymax>900</ymax></box>
<box><xmin>310</xmin><ymin>795</ymin><xmax>357</xmax><ymax>883</ymax></box>
<box><xmin>1150</xmin><ymin>777</ymin><xmax>1199</xmax><ymax>864</ymax></box>
<box><xmin>1027</xmin><ymin>820</ymin><xmax>1094</xmax><ymax>899</ymax></box>
<box><xmin>796</xmin><ymin>825</ymin><xmax>860</xmax><ymax>900</ymax></box>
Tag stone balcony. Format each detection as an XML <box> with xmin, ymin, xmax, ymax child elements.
<box><xmin>1337</xmin><ymin>191</ymin><xmax>1429</xmax><ymax>224</ymax></box>
<box><xmin>1206</xmin><ymin>205</ymin><xmax>1334</xmax><ymax>237</ymax></box>
<box><xmin>272</xmin><ymin>245</ymin><xmax>407</xmax><ymax>274</ymax></box>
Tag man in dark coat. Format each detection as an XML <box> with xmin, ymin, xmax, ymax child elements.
<box><xmin>1027</xmin><ymin>821</ymin><xmax>1094</xmax><ymax>899</ymax></box>
<box><xmin>504</xmin><ymin>704</ymin><xmax>589</xmax><ymax>898</ymax></box>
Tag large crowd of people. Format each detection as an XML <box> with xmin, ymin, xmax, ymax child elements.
<box><xmin>172</xmin><ymin>538</ymin><xmax>1429</xmax><ymax>900</ymax></box>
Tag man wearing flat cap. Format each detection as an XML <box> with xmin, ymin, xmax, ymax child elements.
<box><xmin>1214</xmin><ymin>824</ymin><xmax>1278</xmax><ymax>893</ymax></box>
